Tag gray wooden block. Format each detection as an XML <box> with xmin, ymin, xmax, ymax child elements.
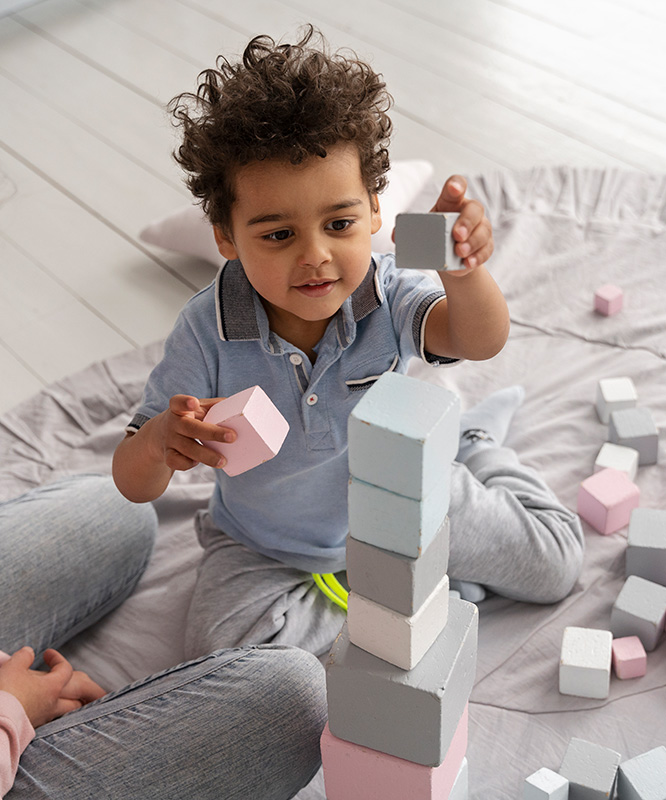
<box><xmin>326</xmin><ymin>598</ymin><xmax>478</xmax><ymax>767</ymax></box>
<box><xmin>610</xmin><ymin>575</ymin><xmax>666</xmax><ymax>651</ymax></box>
<box><xmin>346</xmin><ymin>518</ymin><xmax>449</xmax><ymax>616</ymax></box>
<box><xmin>609</xmin><ymin>407</ymin><xmax>659</xmax><ymax>465</ymax></box>
<box><xmin>559</xmin><ymin>738</ymin><xmax>621</xmax><ymax>799</ymax></box>
<box><xmin>618</xmin><ymin>746</ymin><xmax>666</xmax><ymax>799</ymax></box>
<box><xmin>395</xmin><ymin>212</ymin><xmax>465</xmax><ymax>271</ymax></box>
<box><xmin>626</xmin><ymin>508</ymin><xmax>666</xmax><ymax>587</ymax></box>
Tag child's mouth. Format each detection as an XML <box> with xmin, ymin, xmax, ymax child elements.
<box><xmin>295</xmin><ymin>280</ymin><xmax>337</xmax><ymax>298</ymax></box>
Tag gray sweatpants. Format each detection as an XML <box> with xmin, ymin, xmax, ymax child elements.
<box><xmin>184</xmin><ymin>447</ymin><xmax>584</xmax><ymax>660</ymax></box>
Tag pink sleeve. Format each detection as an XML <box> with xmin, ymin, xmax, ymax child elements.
<box><xmin>0</xmin><ymin>690</ymin><xmax>35</xmax><ymax>797</ymax></box>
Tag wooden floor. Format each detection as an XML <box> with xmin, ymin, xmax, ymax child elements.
<box><xmin>1</xmin><ymin>0</ymin><xmax>665</xmax><ymax>414</ymax></box>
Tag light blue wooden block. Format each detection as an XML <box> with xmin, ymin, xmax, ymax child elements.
<box><xmin>618</xmin><ymin>746</ymin><xmax>666</xmax><ymax>799</ymax></box>
<box><xmin>326</xmin><ymin>598</ymin><xmax>478</xmax><ymax>767</ymax></box>
<box><xmin>348</xmin><ymin>476</ymin><xmax>450</xmax><ymax>558</ymax></box>
<box><xmin>348</xmin><ymin>371</ymin><xmax>460</xmax><ymax>500</ymax></box>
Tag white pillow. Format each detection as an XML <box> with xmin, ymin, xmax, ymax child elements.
<box><xmin>139</xmin><ymin>160</ymin><xmax>435</xmax><ymax>265</ymax></box>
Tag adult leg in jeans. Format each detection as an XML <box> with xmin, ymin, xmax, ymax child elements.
<box><xmin>10</xmin><ymin>644</ymin><xmax>327</xmax><ymax>800</ymax></box>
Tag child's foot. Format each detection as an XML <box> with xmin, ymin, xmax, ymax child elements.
<box><xmin>456</xmin><ymin>385</ymin><xmax>525</xmax><ymax>464</ymax></box>
<box><xmin>450</xmin><ymin>579</ymin><xmax>487</xmax><ymax>604</ymax></box>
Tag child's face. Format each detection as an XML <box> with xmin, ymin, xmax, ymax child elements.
<box><xmin>214</xmin><ymin>143</ymin><xmax>382</xmax><ymax>347</ymax></box>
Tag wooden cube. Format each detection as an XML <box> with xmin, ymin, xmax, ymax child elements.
<box><xmin>595</xmin><ymin>377</ymin><xmax>637</xmax><ymax>423</ymax></box>
<box><xmin>395</xmin><ymin>212</ymin><xmax>464</xmax><ymax>271</ymax></box>
<box><xmin>524</xmin><ymin>767</ymin><xmax>569</xmax><ymax>799</ymax></box>
<box><xmin>577</xmin><ymin>468</ymin><xmax>640</xmax><ymax>534</ymax></box>
<box><xmin>594</xmin><ymin>442</ymin><xmax>639</xmax><ymax>481</ymax></box>
<box><xmin>626</xmin><ymin>508</ymin><xmax>666</xmax><ymax>586</ymax></box>
<box><xmin>594</xmin><ymin>284</ymin><xmax>623</xmax><ymax>315</ymax></box>
<box><xmin>559</xmin><ymin>626</ymin><xmax>612</xmax><ymax>699</ymax></box>
<box><xmin>609</xmin><ymin>407</ymin><xmax>659</xmax><ymax>466</ymax></box>
<box><xmin>610</xmin><ymin>575</ymin><xmax>666</xmax><ymax>651</ymax></box>
<box><xmin>611</xmin><ymin>636</ymin><xmax>647</xmax><ymax>680</ymax></box>
<box><xmin>560</xmin><ymin>738</ymin><xmax>621</xmax><ymax>799</ymax></box>
<box><xmin>618</xmin><ymin>746</ymin><xmax>666</xmax><ymax>799</ymax></box>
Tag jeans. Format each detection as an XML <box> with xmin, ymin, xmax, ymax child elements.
<box><xmin>1</xmin><ymin>475</ymin><xmax>326</xmax><ymax>799</ymax></box>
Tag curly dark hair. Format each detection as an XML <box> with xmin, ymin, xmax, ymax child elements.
<box><xmin>169</xmin><ymin>25</ymin><xmax>393</xmax><ymax>233</ymax></box>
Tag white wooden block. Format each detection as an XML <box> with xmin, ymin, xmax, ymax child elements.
<box><xmin>347</xmin><ymin>573</ymin><xmax>450</xmax><ymax>670</ymax></box>
<box><xmin>596</xmin><ymin>377</ymin><xmax>637</xmax><ymax>423</ymax></box>
<box><xmin>559</xmin><ymin>626</ymin><xmax>612</xmax><ymax>699</ymax></box>
<box><xmin>610</xmin><ymin>575</ymin><xmax>666</xmax><ymax>651</ymax></box>
<box><xmin>450</xmin><ymin>757</ymin><xmax>469</xmax><ymax>800</ymax></box>
<box><xmin>560</xmin><ymin>738</ymin><xmax>621</xmax><ymax>799</ymax></box>
<box><xmin>618</xmin><ymin>746</ymin><xmax>666</xmax><ymax>800</ymax></box>
<box><xmin>626</xmin><ymin>508</ymin><xmax>666</xmax><ymax>586</ymax></box>
<box><xmin>594</xmin><ymin>442</ymin><xmax>639</xmax><ymax>481</ymax></box>
<box><xmin>348</xmin><ymin>371</ymin><xmax>460</xmax><ymax>500</ymax></box>
<box><xmin>524</xmin><ymin>767</ymin><xmax>569</xmax><ymax>799</ymax></box>
<box><xmin>395</xmin><ymin>212</ymin><xmax>464</xmax><ymax>271</ymax></box>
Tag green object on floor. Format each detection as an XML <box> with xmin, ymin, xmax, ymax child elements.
<box><xmin>312</xmin><ymin>573</ymin><xmax>348</xmax><ymax>612</ymax></box>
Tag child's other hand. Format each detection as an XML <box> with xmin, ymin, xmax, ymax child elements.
<box><xmin>155</xmin><ymin>394</ymin><xmax>236</xmax><ymax>472</ymax></box>
<box><xmin>0</xmin><ymin>647</ymin><xmax>103</xmax><ymax>728</ymax></box>
<box><xmin>430</xmin><ymin>175</ymin><xmax>494</xmax><ymax>273</ymax></box>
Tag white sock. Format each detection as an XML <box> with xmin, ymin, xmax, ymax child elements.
<box><xmin>456</xmin><ymin>386</ymin><xmax>525</xmax><ymax>464</ymax></box>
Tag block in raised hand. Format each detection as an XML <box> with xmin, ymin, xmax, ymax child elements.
<box><xmin>610</xmin><ymin>575</ymin><xmax>666</xmax><ymax>651</ymax></box>
<box><xmin>202</xmin><ymin>385</ymin><xmax>289</xmax><ymax>476</ymax></box>
<box><xmin>320</xmin><ymin>704</ymin><xmax>468</xmax><ymax>800</ymax></box>
<box><xmin>348</xmin><ymin>477</ymin><xmax>449</xmax><ymax>558</ymax></box>
<box><xmin>609</xmin><ymin>406</ymin><xmax>658</xmax><ymax>465</ymax></box>
<box><xmin>617</xmin><ymin>746</ymin><xmax>666</xmax><ymax>800</ymax></box>
<box><xmin>326</xmin><ymin>598</ymin><xmax>478</xmax><ymax>767</ymax></box>
<box><xmin>611</xmin><ymin>636</ymin><xmax>647</xmax><ymax>680</ymax></box>
<box><xmin>626</xmin><ymin>508</ymin><xmax>666</xmax><ymax>586</ymax></box>
<box><xmin>595</xmin><ymin>377</ymin><xmax>637</xmax><ymax>423</ymax></box>
<box><xmin>577</xmin><ymin>468</ymin><xmax>640</xmax><ymax>535</ymax></box>
<box><xmin>559</xmin><ymin>738</ymin><xmax>621</xmax><ymax>799</ymax></box>
<box><xmin>348</xmin><ymin>371</ymin><xmax>460</xmax><ymax>499</ymax></box>
<box><xmin>346</xmin><ymin>517</ymin><xmax>449</xmax><ymax>616</ymax></box>
<box><xmin>559</xmin><ymin>626</ymin><xmax>612</xmax><ymax>700</ymax></box>
<box><xmin>594</xmin><ymin>442</ymin><xmax>639</xmax><ymax>481</ymax></box>
<box><xmin>395</xmin><ymin>212</ymin><xmax>464</xmax><ymax>271</ymax></box>
<box><xmin>347</xmin><ymin>573</ymin><xmax>449</xmax><ymax>670</ymax></box>
<box><xmin>594</xmin><ymin>284</ymin><xmax>623</xmax><ymax>316</ymax></box>
<box><xmin>523</xmin><ymin>767</ymin><xmax>569</xmax><ymax>800</ymax></box>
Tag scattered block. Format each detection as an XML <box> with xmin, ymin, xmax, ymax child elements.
<box><xmin>611</xmin><ymin>636</ymin><xmax>647</xmax><ymax>680</ymax></box>
<box><xmin>450</xmin><ymin>757</ymin><xmax>469</xmax><ymax>800</ymax></box>
<box><xmin>395</xmin><ymin>211</ymin><xmax>465</xmax><ymax>272</ymax></box>
<box><xmin>577</xmin><ymin>468</ymin><xmax>640</xmax><ymax>535</ymax></box>
<box><xmin>595</xmin><ymin>377</ymin><xmax>637</xmax><ymax>423</ymax></box>
<box><xmin>626</xmin><ymin>508</ymin><xmax>666</xmax><ymax>586</ymax></box>
<box><xmin>594</xmin><ymin>283</ymin><xmax>623</xmax><ymax>316</ymax></box>
<box><xmin>320</xmin><ymin>704</ymin><xmax>468</xmax><ymax>800</ymax></box>
<box><xmin>326</xmin><ymin>599</ymin><xmax>478</xmax><ymax>767</ymax></box>
<box><xmin>609</xmin><ymin>407</ymin><xmax>659</xmax><ymax>466</ymax></box>
<box><xmin>617</xmin><ymin>746</ymin><xmax>666</xmax><ymax>800</ymax></box>
<box><xmin>202</xmin><ymin>385</ymin><xmax>289</xmax><ymax>476</ymax></box>
<box><xmin>559</xmin><ymin>626</ymin><xmax>613</xmax><ymax>699</ymax></box>
<box><xmin>346</xmin><ymin>518</ymin><xmax>449</xmax><ymax>617</ymax></box>
<box><xmin>559</xmin><ymin>738</ymin><xmax>621</xmax><ymax>799</ymax></box>
<box><xmin>348</xmin><ymin>371</ymin><xmax>460</xmax><ymax>500</ymax></box>
<box><xmin>610</xmin><ymin>575</ymin><xmax>666</xmax><ymax>651</ymax></box>
<box><xmin>347</xmin><ymin>573</ymin><xmax>450</xmax><ymax>670</ymax></box>
<box><xmin>594</xmin><ymin>442</ymin><xmax>639</xmax><ymax>482</ymax></box>
<box><xmin>348</xmin><ymin>477</ymin><xmax>449</xmax><ymax>558</ymax></box>
<box><xmin>524</xmin><ymin>767</ymin><xmax>569</xmax><ymax>800</ymax></box>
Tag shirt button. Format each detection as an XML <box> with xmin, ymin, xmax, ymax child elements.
<box><xmin>289</xmin><ymin>354</ymin><xmax>303</xmax><ymax>365</ymax></box>
<box><xmin>306</xmin><ymin>393</ymin><xmax>318</xmax><ymax>406</ymax></box>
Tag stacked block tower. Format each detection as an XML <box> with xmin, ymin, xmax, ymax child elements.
<box><xmin>321</xmin><ymin>371</ymin><xmax>478</xmax><ymax>800</ymax></box>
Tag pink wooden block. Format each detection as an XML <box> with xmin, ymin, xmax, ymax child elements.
<box><xmin>321</xmin><ymin>704</ymin><xmax>468</xmax><ymax>800</ymax></box>
<box><xmin>577</xmin><ymin>468</ymin><xmax>640</xmax><ymax>534</ymax></box>
<box><xmin>612</xmin><ymin>636</ymin><xmax>647</xmax><ymax>679</ymax></box>
<box><xmin>594</xmin><ymin>284</ymin><xmax>623</xmax><ymax>316</ymax></box>
<box><xmin>202</xmin><ymin>385</ymin><xmax>289</xmax><ymax>476</ymax></box>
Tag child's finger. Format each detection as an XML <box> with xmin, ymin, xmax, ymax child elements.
<box><xmin>463</xmin><ymin>241</ymin><xmax>494</xmax><ymax>269</ymax></box>
<box><xmin>169</xmin><ymin>394</ymin><xmax>201</xmax><ymax>417</ymax></box>
<box><xmin>177</xmin><ymin>415</ymin><xmax>237</xmax><ymax>444</ymax></box>
<box><xmin>43</xmin><ymin>650</ymin><xmax>74</xmax><ymax>691</ymax></box>
<box><xmin>452</xmin><ymin>201</ymin><xmax>485</xmax><ymax>242</ymax></box>
<box><xmin>455</xmin><ymin>221</ymin><xmax>494</xmax><ymax>260</ymax></box>
<box><xmin>9</xmin><ymin>646</ymin><xmax>35</xmax><ymax>669</ymax></box>
<box><xmin>430</xmin><ymin>175</ymin><xmax>468</xmax><ymax>213</ymax></box>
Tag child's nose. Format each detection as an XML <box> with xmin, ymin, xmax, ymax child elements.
<box><xmin>298</xmin><ymin>233</ymin><xmax>332</xmax><ymax>268</ymax></box>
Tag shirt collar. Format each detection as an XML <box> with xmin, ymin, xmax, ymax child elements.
<box><xmin>215</xmin><ymin>258</ymin><xmax>383</xmax><ymax>343</ymax></box>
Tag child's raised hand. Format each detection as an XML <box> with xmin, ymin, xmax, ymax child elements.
<box><xmin>0</xmin><ymin>647</ymin><xmax>100</xmax><ymax>729</ymax></box>
<box><xmin>155</xmin><ymin>394</ymin><xmax>237</xmax><ymax>472</ymax></box>
<box><xmin>430</xmin><ymin>175</ymin><xmax>494</xmax><ymax>273</ymax></box>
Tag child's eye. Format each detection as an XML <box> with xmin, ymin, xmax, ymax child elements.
<box><xmin>326</xmin><ymin>219</ymin><xmax>354</xmax><ymax>232</ymax></box>
<box><xmin>264</xmin><ymin>229</ymin><xmax>292</xmax><ymax>242</ymax></box>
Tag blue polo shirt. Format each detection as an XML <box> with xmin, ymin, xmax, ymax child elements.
<box><xmin>129</xmin><ymin>253</ymin><xmax>456</xmax><ymax>573</ymax></box>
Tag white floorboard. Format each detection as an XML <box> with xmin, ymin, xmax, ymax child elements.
<box><xmin>1</xmin><ymin>0</ymin><xmax>665</xmax><ymax>413</ymax></box>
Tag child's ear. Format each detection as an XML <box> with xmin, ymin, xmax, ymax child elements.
<box><xmin>370</xmin><ymin>194</ymin><xmax>382</xmax><ymax>235</ymax></box>
<box><xmin>213</xmin><ymin>226</ymin><xmax>239</xmax><ymax>260</ymax></box>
